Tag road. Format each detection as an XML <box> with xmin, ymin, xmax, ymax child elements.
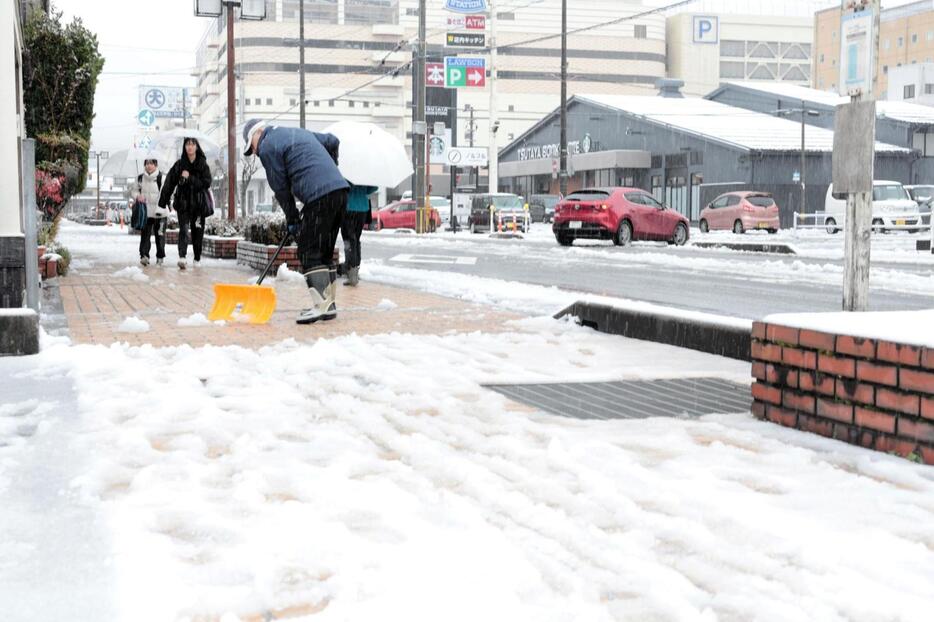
<box><xmin>360</xmin><ymin>227</ymin><xmax>934</xmax><ymax>320</ymax></box>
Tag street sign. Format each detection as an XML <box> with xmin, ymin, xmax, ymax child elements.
<box><xmin>139</xmin><ymin>135</ymin><xmax>152</xmax><ymax>149</ymax></box>
<box><xmin>444</xmin><ymin>14</ymin><xmax>486</xmax><ymax>30</ymax></box>
<box><xmin>446</xmin><ymin>147</ymin><xmax>488</xmax><ymax>167</ymax></box>
<box><xmin>445</xmin><ymin>57</ymin><xmax>486</xmax><ymax>88</ymax></box>
<box><xmin>444</xmin><ymin>0</ymin><xmax>487</xmax><ymax>14</ymax></box>
<box><xmin>792</xmin><ymin>170</ymin><xmax>800</xmax><ymax>183</ymax></box>
<box><xmin>426</xmin><ymin>62</ymin><xmax>445</xmax><ymax>88</ymax></box>
<box><xmin>839</xmin><ymin>8</ymin><xmax>874</xmax><ymax>96</ymax></box>
<box><xmin>138</xmin><ymin>86</ymin><xmax>190</xmax><ymax>119</ymax></box>
<box><xmin>430</xmin><ymin>129</ymin><xmax>453</xmax><ymax>165</ymax></box>
<box><xmin>137</xmin><ymin>109</ymin><xmax>156</xmax><ymax>127</ymax></box>
<box><xmin>446</xmin><ymin>32</ymin><xmax>485</xmax><ymax>48</ymax></box>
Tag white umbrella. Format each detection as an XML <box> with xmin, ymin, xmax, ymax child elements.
<box><xmin>100</xmin><ymin>148</ymin><xmax>166</xmax><ymax>178</ymax></box>
<box><xmin>153</xmin><ymin>128</ymin><xmax>221</xmax><ymax>161</ymax></box>
<box><xmin>324</xmin><ymin>121</ymin><xmax>413</xmax><ymax>188</ymax></box>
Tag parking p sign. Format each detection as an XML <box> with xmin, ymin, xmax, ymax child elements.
<box><xmin>445</xmin><ymin>57</ymin><xmax>486</xmax><ymax>88</ymax></box>
<box><xmin>693</xmin><ymin>16</ymin><xmax>718</xmax><ymax>44</ymax></box>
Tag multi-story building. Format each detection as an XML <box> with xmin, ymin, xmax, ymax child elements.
<box><xmin>887</xmin><ymin>62</ymin><xmax>934</xmax><ymax>106</ymax></box>
<box><xmin>667</xmin><ymin>8</ymin><xmax>816</xmax><ymax>97</ymax></box>
<box><xmin>191</xmin><ymin>0</ymin><xmax>668</xmax><ymax>208</ymax></box>
<box><xmin>814</xmin><ymin>0</ymin><xmax>934</xmax><ymax>97</ymax></box>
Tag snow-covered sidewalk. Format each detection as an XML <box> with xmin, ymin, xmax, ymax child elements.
<box><xmin>2</xmin><ymin>323</ymin><xmax>933</xmax><ymax>621</ymax></box>
<box><xmin>1</xmin><ymin>221</ymin><xmax>931</xmax><ymax>620</ymax></box>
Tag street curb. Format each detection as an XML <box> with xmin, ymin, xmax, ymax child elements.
<box><xmin>691</xmin><ymin>241</ymin><xmax>797</xmax><ymax>255</ymax></box>
<box><xmin>555</xmin><ymin>301</ymin><xmax>751</xmax><ymax>361</ymax></box>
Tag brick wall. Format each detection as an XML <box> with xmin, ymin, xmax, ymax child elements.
<box><xmin>236</xmin><ymin>241</ymin><xmax>302</xmax><ymax>273</ymax></box>
<box><xmin>203</xmin><ymin>236</ymin><xmax>241</xmax><ymax>260</ymax></box>
<box><xmin>751</xmin><ymin>321</ymin><xmax>934</xmax><ymax>464</ymax></box>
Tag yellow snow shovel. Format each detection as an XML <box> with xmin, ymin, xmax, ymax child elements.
<box><xmin>208</xmin><ymin>235</ymin><xmax>292</xmax><ymax>324</ymax></box>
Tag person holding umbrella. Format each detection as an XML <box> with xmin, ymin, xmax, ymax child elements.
<box><xmin>158</xmin><ymin>137</ymin><xmax>212</xmax><ymax>270</ymax></box>
<box><xmin>339</xmin><ymin>184</ymin><xmax>377</xmax><ymax>286</ymax></box>
<box><xmin>242</xmin><ymin>119</ymin><xmax>349</xmax><ymax>324</ymax></box>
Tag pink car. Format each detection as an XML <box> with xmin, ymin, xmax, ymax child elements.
<box><xmin>699</xmin><ymin>192</ymin><xmax>780</xmax><ymax>234</ymax></box>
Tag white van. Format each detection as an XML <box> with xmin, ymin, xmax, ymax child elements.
<box><xmin>823</xmin><ymin>181</ymin><xmax>921</xmax><ymax>233</ymax></box>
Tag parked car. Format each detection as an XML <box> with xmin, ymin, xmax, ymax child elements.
<box><xmin>467</xmin><ymin>193</ymin><xmax>529</xmax><ymax>233</ymax></box>
<box><xmin>699</xmin><ymin>191</ymin><xmax>780</xmax><ymax>234</ymax></box>
<box><xmin>905</xmin><ymin>184</ymin><xmax>933</xmax><ymax>225</ymax></box>
<box><xmin>552</xmin><ymin>187</ymin><xmax>690</xmax><ymax>247</ymax></box>
<box><xmin>824</xmin><ymin>181</ymin><xmax>921</xmax><ymax>233</ymax></box>
<box><xmin>527</xmin><ymin>194</ymin><xmax>562</xmax><ymax>223</ymax></box>
<box><xmin>373</xmin><ymin>200</ymin><xmax>441</xmax><ymax>231</ymax></box>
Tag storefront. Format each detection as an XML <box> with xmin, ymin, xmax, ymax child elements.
<box><xmin>498</xmin><ymin>91</ymin><xmax>915</xmax><ymax>225</ymax></box>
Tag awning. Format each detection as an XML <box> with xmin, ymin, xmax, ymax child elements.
<box><xmin>499</xmin><ymin>149</ymin><xmax>651</xmax><ymax>178</ymax></box>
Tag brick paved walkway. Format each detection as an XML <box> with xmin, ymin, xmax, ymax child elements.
<box><xmin>57</xmin><ymin>259</ymin><xmax>521</xmax><ymax>348</ymax></box>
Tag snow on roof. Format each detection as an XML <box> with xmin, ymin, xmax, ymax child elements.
<box><xmin>575</xmin><ymin>94</ymin><xmax>907</xmax><ymax>153</ymax></box>
<box><xmin>723</xmin><ymin>81</ymin><xmax>934</xmax><ymax>125</ymax></box>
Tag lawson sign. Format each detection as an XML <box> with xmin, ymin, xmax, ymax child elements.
<box><xmin>445</xmin><ymin>0</ymin><xmax>488</xmax><ymax>14</ymax></box>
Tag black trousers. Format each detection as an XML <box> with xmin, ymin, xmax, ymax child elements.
<box><xmin>139</xmin><ymin>217</ymin><xmax>166</xmax><ymax>259</ymax></box>
<box><xmin>298</xmin><ymin>189</ymin><xmax>348</xmax><ymax>272</ymax></box>
<box><xmin>340</xmin><ymin>210</ymin><xmax>368</xmax><ymax>270</ymax></box>
<box><xmin>178</xmin><ymin>209</ymin><xmax>205</xmax><ymax>261</ymax></box>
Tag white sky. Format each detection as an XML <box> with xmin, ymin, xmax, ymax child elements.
<box><xmin>56</xmin><ymin>0</ymin><xmax>207</xmax><ymax>153</ymax></box>
<box><xmin>54</xmin><ymin>0</ymin><xmax>927</xmax><ymax>154</ymax></box>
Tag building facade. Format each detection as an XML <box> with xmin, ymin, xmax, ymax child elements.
<box><xmin>707</xmin><ymin>81</ymin><xmax>934</xmax><ymax>183</ymax></box>
<box><xmin>813</xmin><ymin>0</ymin><xmax>934</xmax><ymax>97</ymax></box>
<box><xmin>498</xmin><ymin>89</ymin><xmax>912</xmax><ymax>226</ymax></box>
<box><xmin>191</xmin><ymin>0</ymin><xmax>668</xmax><ymax>208</ymax></box>
<box><xmin>667</xmin><ymin>11</ymin><xmax>815</xmax><ymax>97</ymax></box>
<box><xmin>886</xmin><ymin>62</ymin><xmax>934</xmax><ymax>106</ymax></box>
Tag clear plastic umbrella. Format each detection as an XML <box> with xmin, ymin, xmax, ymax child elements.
<box><xmin>100</xmin><ymin>149</ymin><xmax>149</xmax><ymax>178</ymax></box>
<box><xmin>153</xmin><ymin>128</ymin><xmax>221</xmax><ymax>161</ymax></box>
<box><xmin>324</xmin><ymin>121</ymin><xmax>413</xmax><ymax>187</ymax></box>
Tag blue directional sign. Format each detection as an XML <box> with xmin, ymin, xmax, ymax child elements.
<box><xmin>137</xmin><ymin>109</ymin><xmax>156</xmax><ymax>127</ymax></box>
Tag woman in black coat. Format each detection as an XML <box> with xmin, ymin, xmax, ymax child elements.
<box><xmin>158</xmin><ymin>137</ymin><xmax>212</xmax><ymax>269</ymax></box>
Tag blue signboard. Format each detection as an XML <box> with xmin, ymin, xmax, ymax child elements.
<box><xmin>137</xmin><ymin>109</ymin><xmax>156</xmax><ymax>127</ymax></box>
<box><xmin>444</xmin><ymin>0</ymin><xmax>488</xmax><ymax>14</ymax></box>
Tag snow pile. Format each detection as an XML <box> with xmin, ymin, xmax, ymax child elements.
<box><xmin>4</xmin><ymin>325</ymin><xmax>928</xmax><ymax>621</ymax></box>
<box><xmin>112</xmin><ymin>266</ymin><xmax>149</xmax><ymax>283</ymax></box>
<box><xmin>376</xmin><ymin>298</ymin><xmax>398</xmax><ymax>310</ymax></box>
<box><xmin>275</xmin><ymin>263</ymin><xmax>306</xmax><ymax>284</ymax></box>
<box><xmin>765</xmin><ymin>309</ymin><xmax>934</xmax><ymax>348</ymax></box>
<box><xmin>177</xmin><ymin>313</ymin><xmax>212</xmax><ymax>327</ymax></box>
<box><xmin>117</xmin><ymin>316</ymin><xmax>150</xmax><ymax>333</ymax></box>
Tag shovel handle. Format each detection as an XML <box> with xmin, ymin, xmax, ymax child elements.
<box><xmin>256</xmin><ymin>233</ymin><xmax>292</xmax><ymax>286</ymax></box>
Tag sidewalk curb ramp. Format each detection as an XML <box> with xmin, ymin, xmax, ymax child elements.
<box><xmin>555</xmin><ymin>301</ymin><xmax>751</xmax><ymax>361</ymax></box>
<box><xmin>691</xmin><ymin>241</ymin><xmax>797</xmax><ymax>255</ymax></box>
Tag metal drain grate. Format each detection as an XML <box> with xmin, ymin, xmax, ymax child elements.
<box><xmin>485</xmin><ymin>377</ymin><xmax>751</xmax><ymax>420</ymax></box>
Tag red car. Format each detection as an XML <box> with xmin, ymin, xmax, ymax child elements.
<box><xmin>699</xmin><ymin>192</ymin><xmax>780</xmax><ymax>234</ymax></box>
<box><xmin>552</xmin><ymin>187</ymin><xmax>690</xmax><ymax>246</ymax></box>
<box><xmin>374</xmin><ymin>200</ymin><xmax>441</xmax><ymax>231</ymax></box>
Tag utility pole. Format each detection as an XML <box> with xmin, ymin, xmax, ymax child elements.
<box><xmin>841</xmin><ymin>0</ymin><xmax>880</xmax><ymax>311</ymax></box>
<box><xmin>182</xmin><ymin>88</ymin><xmax>188</xmax><ymax>129</ymax></box>
<box><xmin>90</xmin><ymin>150</ymin><xmax>108</xmax><ymax>220</ymax></box>
<box><xmin>225</xmin><ymin>2</ymin><xmax>237</xmax><ymax>220</ymax></box>
<box><xmin>488</xmin><ymin>0</ymin><xmax>498</xmax><ymax>193</ymax></box>
<box><xmin>800</xmin><ymin>101</ymin><xmax>805</xmax><ymax>216</ymax></box>
<box><xmin>299</xmin><ymin>0</ymin><xmax>306</xmax><ymax>128</ymax></box>
<box><xmin>559</xmin><ymin>0</ymin><xmax>568</xmax><ymax>196</ymax></box>
<box><xmin>414</xmin><ymin>0</ymin><xmax>427</xmax><ymax>232</ymax></box>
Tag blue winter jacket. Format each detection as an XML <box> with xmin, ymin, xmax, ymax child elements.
<box><xmin>347</xmin><ymin>185</ymin><xmax>378</xmax><ymax>213</ymax></box>
<box><xmin>256</xmin><ymin>126</ymin><xmax>350</xmax><ymax>223</ymax></box>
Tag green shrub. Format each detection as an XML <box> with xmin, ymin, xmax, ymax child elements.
<box><xmin>244</xmin><ymin>214</ymin><xmax>288</xmax><ymax>245</ymax></box>
<box><xmin>50</xmin><ymin>245</ymin><xmax>71</xmax><ymax>276</ymax></box>
<box><xmin>204</xmin><ymin>216</ymin><xmax>245</xmax><ymax>238</ymax></box>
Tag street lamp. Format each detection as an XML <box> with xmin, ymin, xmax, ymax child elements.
<box><xmin>88</xmin><ymin>150</ymin><xmax>109</xmax><ymax>220</ymax></box>
<box><xmin>775</xmin><ymin>103</ymin><xmax>822</xmax><ymax>217</ymax></box>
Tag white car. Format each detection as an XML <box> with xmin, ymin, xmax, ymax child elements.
<box><xmin>823</xmin><ymin>181</ymin><xmax>921</xmax><ymax>233</ymax></box>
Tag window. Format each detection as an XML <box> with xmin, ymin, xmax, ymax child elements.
<box><xmin>883</xmin><ymin>65</ymin><xmax>888</xmax><ymax>74</ymax></box>
<box><xmin>507</xmin><ymin>104</ymin><xmax>514</xmax><ymax>112</ymax></box>
<box><xmin>634</xmin><ymin>24</ymin><xmax>647</xmax><ymax>39</ymax></box>
<box><xmin>346</xmin><ymin>0</ymin><xmax>399</xmax><ymax>25</ymax></box>
<box><xmin>349</xmin><ymin>100</ymin><xmax>355</xmax><ymax>108</ymax></box>
<box><xmin>928</xmin><ymin>31</ymin><xmax>934</xmax><ymax>41</ymax></box>
<box><xmin>290</xmin><ymin>98</ymin><xmax>297</xmax><ymax>106</ymax></box>
<box><xmin>363</xmin><ymin>101</ymin><xmax>369</xmax><ymax>108</ymax></box>
<box><xmin>726</xmin><ymin>195</ymin><xmax>741</xmax><ymax>207</ymax></box>
<box><xmin>925</xmin><ymin>83</ymin><xmax>934</xmax><ymax>95</ymax></box>
<box><xmin>884</xmin><ymin>39</ymin><xmax>890</xmax><ymax>50</ymax></box>
<box><xmin>905</xmin><ymin>84</ymin><xmax>916</xmax><ymax>99</ymax></box>
<box><xmin>254</xmin><ymin>98</ymin><xmax>261</xmax><ymax>105</ymax></box>
<box><xmin>719</xmin><ymin>61</ymin><xmax>745</xmax><ymax>79</ymax></box>
<box><xmin>328</xmin><ymin>100</ymin><xmax>335</xmax><ymax>107</ymax></box>
<box><xmin>314</xmin><ymin>100</ymin><xmax>320</xmax><ymax>107</ymax></box>
<box><xmin>898</xmin><ymin>36</ymin><xmax>904</xmax><ymax>47</ymax></box>
<box><xmin>720</xmin><ymin>40</ymin><xmax>744</xmax><ymax>57</ymax></box>
<box><xmin>820</xmin><ymin>53</ymin><xmax>825</xmax><ymax>63</ymax></box>
<box><xmin>266</xmin><ymin>98</ymin><xmax>272</xmax><ymax>105</ymax></box>
<box><xmin>912</xmin><ymin>34</ymin><xmax>918</xmax><ymax>44</ymax></box>
<box><xmin>497</xmin><ymin>12</ymin><xmax>515</xmax><ymax>20</ymax></box>
<box><xmin>711</xmin><ymin>196</ymin><xmax>730</xmax><ymax>209</ymax></box>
